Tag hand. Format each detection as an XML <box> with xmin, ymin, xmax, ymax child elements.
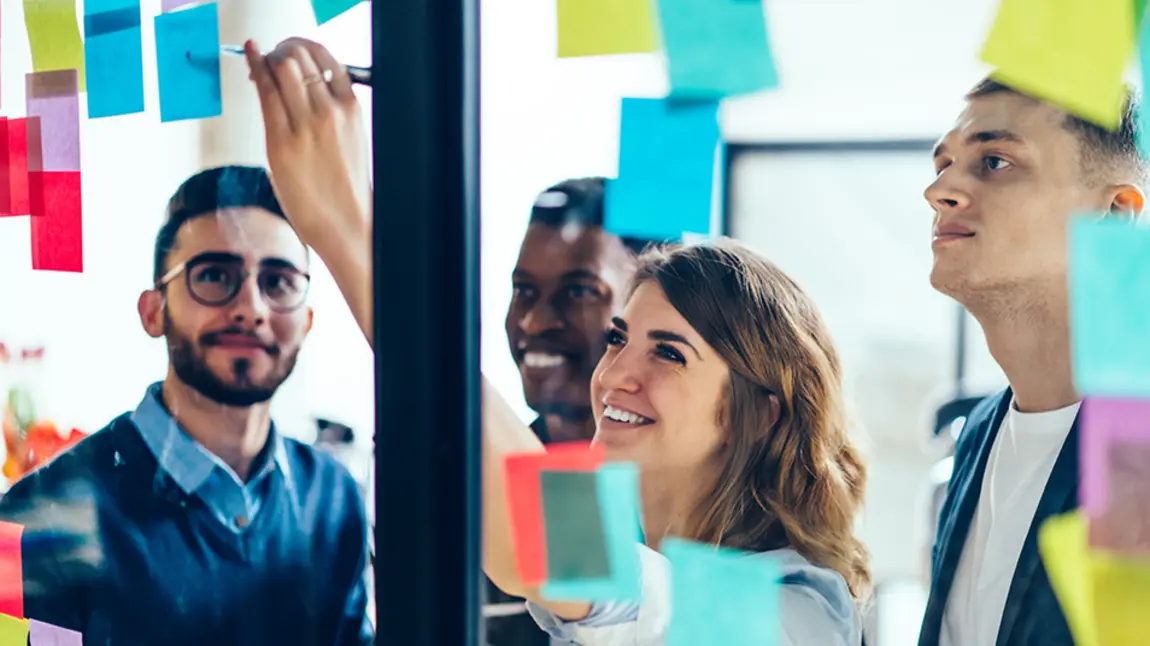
<box><xmin>243</xmin><ymin>37</ymin><xmax>372</xmax><ymax>249</ymax></box>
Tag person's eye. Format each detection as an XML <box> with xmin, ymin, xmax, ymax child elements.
<box><xmin>194</xmin><ymin>265</ymin><xmax>231</xmax><ymax>284</ymax></box>
<box><xmin>655</xmin><ymin>343</ymin><xmax>686</xmax><ymax>365</ymax></box>
<box><xmin>565</xmin><ymin>284</ymin><xmax>600</xmax><ymax>301</ymax></box>
<box><xmin>511</xmin><ymin>283</ymin><xmax>536</xmax><ymax>300</ymax></box>
<box><xmin>604</xmin><ymin>328</ymin><xmax>625</xmax><ymax>347</ymax></box>
<box><xmin>982</xmin><ymin>155</ymin><xmax>1013</xmax><ymax>173</ymax></box>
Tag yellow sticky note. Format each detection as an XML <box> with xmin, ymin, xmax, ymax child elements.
<box><xmin>557</xmin><ymin>0</ymin><xmax>658</xmax><ymax>58</ymax></box>
<box><xmin>1039</xmin><ymin>512</ymin><xmax>1097</xmax><ymax>646</ymax></box>
<box><xmin>979</xmin><ymin>0</ymin><xmax>1134</xmax><ymax>129</ymax></box>
<box><xmin>0</xmin><ymin>613</ymin><xmax>30</xmax><ymax>645</ymax></box>
<box><xmin>23</xmin><ymin>0</ymin><xmax>87</xmax><ymax>91</ymax></box>
<box><xmin>1091</xmin><ymin>551</ymin><xmax>1150</xmax><ymax>645</ymax></box>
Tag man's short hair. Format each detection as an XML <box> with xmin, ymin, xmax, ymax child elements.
<box><xmin>965</xmin><ymin>77</ymin><xmax>1146</xmax><ymax>185</ymax></box>
<box><xmin>153</xmin><ymin>165</ymin><xmax>290</xmax><ymax>283</ymax></box>
<box><xmin>529</xmin><ymin>177</ymin><xmax>652</xmax><ymax>255</ymax></box>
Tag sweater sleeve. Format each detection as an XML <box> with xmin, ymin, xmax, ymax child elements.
<box><xmin>525</xmin><ymin>545</ymin><xmax>861</xmax><ymax>646</ymax></box>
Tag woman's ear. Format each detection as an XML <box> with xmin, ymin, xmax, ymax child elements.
<box><xmin>1109</xmin><ymin>184</ymin><xmax>1145</xmax><ymax>221</ymax></box>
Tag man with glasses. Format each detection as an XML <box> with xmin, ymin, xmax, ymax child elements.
<box><xmin>0</xmin><ymin>166</ymin><xmax>373</xmax><ymax>645</ymax></box>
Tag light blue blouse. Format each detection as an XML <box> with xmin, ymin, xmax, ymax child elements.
<box><xmin>527</xmin><ymin>546</ymin><xmax>862</xmax><ymax>646</ymax></box>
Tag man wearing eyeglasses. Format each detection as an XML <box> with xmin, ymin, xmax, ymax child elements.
<box><xmin>0</xmin><ymin>166</ymin><xmax>373</xmax><ymax>645</ymax></box>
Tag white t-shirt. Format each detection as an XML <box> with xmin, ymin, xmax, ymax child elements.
<box><xmin>939</xmin><ymin>398</ymin><xmax>1079</xmax><ymax>646</ymax></box>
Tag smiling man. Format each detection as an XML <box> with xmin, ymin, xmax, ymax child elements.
<box><xmin>0</xmin><ymin>166</ymin><xmax>372</xmax><ymax>645</ymax></box>
<box><xmin>919</xmin><ymin>79</ymin><xmax>1145</xmax><ymax>646</ymax></box>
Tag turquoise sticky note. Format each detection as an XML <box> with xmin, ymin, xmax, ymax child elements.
<box><xmin>1140</xmin><ymin>9</ymin><xmax>1150</xmax><ymax>157</ymax></box>
<box><xmin>541</xmin><ymin>463</ymin><xmax>642</xmax><ymax>602</ymax></box>
<box><xmin>663</xmin><ymin>538</ymin><xmax>780</xmax><ymax>646</ymax></box>
<box><xmin>1069</xmin><ymin>216</ymin><xmax>1150</xmax><ymax>397</ymax></box>
<box><xmin>155</xmin><ymin>2</ymin><xmax>222</xmax><ymax>122</ymax></box>
<box><xmin>605</xmin><ymin>98</ymin><xmax>720</xmax><ymax>242</ymax></box>
<box><xmin>84</xmin><ymin>0</ymin><xmax>145</xmax><ymax>118</ymax></box>
<box><xmin>313</xmin><ymin>0</ymin><xmax>363</xmax><ymax>25</ymax></box>
<box><xmin>657</xmin><ymin>0</ymin><xmax>778</xmax><ymax>99</ymax></box>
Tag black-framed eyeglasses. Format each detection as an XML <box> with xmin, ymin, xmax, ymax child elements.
<box><xmin>156</xmin><ymin>252</ymin><xmax>311</xmax><ymax>313</ymax></box>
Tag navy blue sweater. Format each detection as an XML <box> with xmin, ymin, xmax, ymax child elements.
<box><xmin>0</xmin><ymin>414</ymin><xmax>373</xmax><ymax>646</ymax></box>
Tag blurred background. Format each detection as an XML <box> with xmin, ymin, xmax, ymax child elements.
<box><xmin>0</xmin><ymin>0</ymin><xmax>1022</xmax><ymax>643</ymax></box>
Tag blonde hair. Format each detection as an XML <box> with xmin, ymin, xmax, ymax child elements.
<box><xmin>633</xmin><ymin>239</ymin><xmax>872</xmax><ymax>598</ymax></box>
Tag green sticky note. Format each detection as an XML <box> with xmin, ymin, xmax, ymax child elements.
<box><xmin>1068</xmin><ymin>217</ymin><xmax>1150</xmax><ymax>397</ymax></box>
<box><xmin>1137</xmin><ymin>0</ymin><xmax>1149</xmax><ymax>31</ymax></box>
<box><xmin>656</xmin><ymin>0</ymin><xmax>778</xmax><ymax>99</ymax></box>
<box><xmin>557</xmin><ymin>0</ymin><xmax>658</xmax><ymax>58</ymax></box>
<box><xmin>541</xmin><ymin>470</ymin><xmax>611</xmax><ymax>582</ymax></box>
<box><xmin>664</xmin><ymin>538</ymin><xmax>780</xmax><ymax>646</ymax></box>
<box><xmin>0</xmin><ymin>613</ymin><xmax>30</xmax><ymax>645</ymax></box>
<box><xmin>312</xmin><ymin>0</ymin><xmax>362</xmax><ymax>25</ymax></box>
<box><xmin>542</xmin><ymin>463</ymin><xmax>642</xmax><ymax>602</ymax></box>
<box><xmin>24</xmin><ymin>0</ymin><xmax>88</xmax><ymax>91</ymax></box>
<box><xmin>979</xmin><ymin>0</ymin><xmax>1134</xmax><ymax>130</ymax></box>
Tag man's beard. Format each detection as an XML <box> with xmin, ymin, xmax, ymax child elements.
<box><xmin>164</xmin><ymin>311</ymin><xmax>299</xmax><ymax>407</ymax></box>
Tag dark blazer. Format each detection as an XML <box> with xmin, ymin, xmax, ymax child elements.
<box><xmin>917</xmin><ymin>388</ymin><xmax>1078</xmax><ymax>646</ymax></box>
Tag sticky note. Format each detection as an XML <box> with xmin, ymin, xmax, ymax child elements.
<box><xmin>1068</xmin><ymin>217</ymin><xmax>1150</xmax><ymax>397</ymax></box>
<box><xmin>23</xmin><ymin>0</ymin><xmax>87</xmax><ymax>91</ymax></box>
<box><xmin>1092</xmin><ymin>551</ymin><xmax>1150</xmax><ymax>645</ymax></box>
<box><xmin>312</xmin><ymin>0</ymin><xmax>363</xmax><ymax>25</ymax></box>
<box><xmin>30</xmin><ymin>172</ymin><xmax>83</xmax><ymax>273</ymax></box>
<box><xmin>979</xmin><ymin>0</ymin><xmax>1133</xmax><ymax>130</ymax></box>
<box><xmin>161</xmin><ymin>0</ymin><xmax>196</xmax><ymax>10</ymax></box>
<box><xmin>557</xmin><ymin>0</ymin><xmax>658</xmax><ymax>58</ymax></box>
<box><xmin>155</xmin><ymin>2</ymin><xmax>222</xmax><ymax>122</ymax></box>
<box><xmin>1080</xmin><ymin>397</ymin><xmax>1150</xmax><ymax>518</ymax></box>
<box><xmin>1039</xmin><ymin>512</ymin><xmax>1096</xmax><ymax>646</ymax></box>
<box><xmin>29</xmin><ymin>619</ymin><xmax>82</xmax><ymax>645</ymax></box>
<box><xmin>663</xmin><ymin>538</ymin><xmax>780</xmax><ymax>646</ymax></box>
<box><xmin>542</xmin><ymin>462</ymin><xmax>642</xmax><ymax>603</ymax></box>
<box><xmin>503</xmin><ymin>442</ymin><xmax>605</xmax><ymax>586</ymax></box>
<box><xmin>0</xmin><ymin>522</ymin><xmax>22</xmax><ymax>620</ymax></box>
<box><xmin>84</xmin><ymin>0</ymin><xmax>145</xmax><ymax>118</ymax></box>
<box><xmin>605</xmin><ymin>98</ymin><xmax>720</xmax><ymax>241</ymax></box>
<box><xmin>0</xmin><ymin>119</ymin><xmax>33</xmax><ymax>217</ymax></box>
<box><xmin>0</xmin><ymin>614</ymin><xmax>29</xmax><ymax>645</ymax></box>
<box><xmin>26</xmin><ymin>70</ymin><xmax>81</xmax><ymax>172</ymax></box>
<box><xmin>1140</xmin><ymin>4</ymin><xmax>1150</xmax><ymax>157</ymax></box>
<box><xmin>541</xmin><ymin>471</ymin><xmax>611</xmax><ymax>582</ymax></box>
<box><xmin>656</xmin><ymin>0</ymin><xmax>778</xmax><ymax>98</ymax></box>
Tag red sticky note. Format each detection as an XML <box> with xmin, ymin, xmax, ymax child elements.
<box><xmin>30</xmin><ymin>171</ymin><xmax>83</xmax><ymax>273</ymax></box>
<box><xmin>503</xmin><ymin>442</ymin><xmax>605</xmax><ymax>586</ymax></box>
<box><xmin>0</xmin><ymin>118</ymin><xmax>33</xmax><ymax>217</ymax></box>
<box><xmin>0</xmin><ymin>521</ymin><xmax>24</xmax><ymax>619</ymax></box>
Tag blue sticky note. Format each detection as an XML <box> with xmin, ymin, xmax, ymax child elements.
<box><xmin>313</xmin><ymin>0</ymin><xmax>363</xmax><ymax>25</ymax></box>
<box><xmin>541</xmin><ymin>463</ymin><xmax>642</xmax><ymax>603</ymax></box>
<box><xmin>1069</xmin><ymin>216</ymin><xmax>1150</xmax><ymax>397</ymax></box>
<box><xmin>84</xmin><ymin>0</ymin><xmax>144</xmax><ymax>118</ymax></box>
<box><xmin>1140</xmin><ymin>10</ymin><xmax>1150</xmax><ymax>157</ymax></box>
<box><xmin>605</xmin><ymin>98</ymin><xmax>721</xmax><ymax>242</ymax></box>
<box><xmin>657</xmin><ymin>0</ymin><xmax>778</xmax><ymax>99</ymax></box>
<box><xmin>155</xmin><ymin>3</ymin><xmax>222</xmax><ymax>123</ymax></box>
<box><xmin>663</xmin><ymin>538</ymin><xmax>780</xmax><ymax>646</ymax></box>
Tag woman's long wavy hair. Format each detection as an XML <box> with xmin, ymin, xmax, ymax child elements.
<box><xmin>632</xmin><ymin>239</ymin><xmax>871</xmax><ymax>599</ymax></box>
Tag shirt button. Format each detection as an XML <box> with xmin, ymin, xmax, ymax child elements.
<box><xmin>235</xmin><ymin>515</ymin><xmax>249</xmax><ymax>529</ymax></box>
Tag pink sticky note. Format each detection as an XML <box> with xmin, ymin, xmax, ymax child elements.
<box><xmin>25</xmin><ymin>70</ymin><xmax>80</xmax><ymax>173</ymax></box>
<box><xmin>30</xmin><ymin>171</ymin><xmax>83</xmax><ymax>273</ymax></box>
<box><xmin>29</xmin><ymin>619</ymin><xmax>82</xmax><ymax>645</ymax></box>
<box><xmin>1080</xmin><ymin>397</ymin><xmax>1150</xmax><ymax>516</ymax></box>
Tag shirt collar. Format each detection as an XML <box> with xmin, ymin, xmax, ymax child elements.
<box><xmin>131</xmin><ymin>381</ymin><xmax>290</xmax><ymax>495</ymax></box>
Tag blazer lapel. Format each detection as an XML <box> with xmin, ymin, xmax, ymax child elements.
<box><xmin>919</xmin><ymin>390</ymin><xmax>1013</xmax><ymax>646</ymax></box>
<box><xmin>994</xmin><ymin>410</ymin><xmax>1080</xmax><ymax>646</ymax></box>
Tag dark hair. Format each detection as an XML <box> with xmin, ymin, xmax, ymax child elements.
<box><xmin>529</xmin><ymin>177</ymin><xmax>652</xmax><ymax>255</ymax></box>
<box><xmin>632</xmin><ymin>239</ymin><xmax>871</xmax><ymax>599</ymax></box>
<box><xmin>966</xmin><ymin>77</ymin><xmax>1145</xmax><ymax>184</ymax></box>
<box><xmin>153</xmin><ymin>165</ymin><xmax>289</xmax><ymax>282</ymax></box>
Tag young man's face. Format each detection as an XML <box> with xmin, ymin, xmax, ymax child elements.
<box><xmin>505</xmin><ymin>223</ymin><xmax>634</xmax><ymax>418</ymax></box>
<box><xmin>926</xmin><ymin>91</ymin><xmax>1111</xmax><ymax>303</ymax></box>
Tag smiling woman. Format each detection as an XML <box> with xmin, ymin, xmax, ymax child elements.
<box><xmin>483</xmin><ymin>239</ymin><xmax>872</xmax><ymax>645</ymax></box>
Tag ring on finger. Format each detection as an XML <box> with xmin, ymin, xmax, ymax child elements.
<box><xmin>302</xmin><ymin>69</ymin><xmax>334</xmax><ymax>86</ymax></box>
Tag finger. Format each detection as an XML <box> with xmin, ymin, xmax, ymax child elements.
<box><xmin>295</xmin><ymin>38</ymin><xmax>356</xmax><ymax>104</ymax></box>
<box><xmin>243</xmin><ymin>40</ymin><xmax>292</xmax><ymax>135</ymax></box>
<box><xmin>283</xmin><ymin>43</ymin><xmax>336</xmax><ymax>115</ymax></box>
<box><xmin>267</xmin><ymin>45</ymin><xmax>313</xmax><ymax>127</ymax></box>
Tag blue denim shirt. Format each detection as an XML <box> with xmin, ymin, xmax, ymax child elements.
<box><xmin>130</xmin><ymin>382</ymin><xmax>291</xmax><ymax>533</ymax></box>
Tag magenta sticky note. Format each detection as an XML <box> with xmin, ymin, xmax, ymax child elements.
<box><xmin>29</xmin><ymin>618</ymin><xmax>82</xmax><ymax>645</ymax></box>
<box><xmin>25</xmin><ymin>70</ymin><xmax>80</xmax><ymax>173</ymax></box>
<box><xmin>1079</xmin><ymin>397</ymin><xmax>1150</xmax><ymax>517</ymax></box>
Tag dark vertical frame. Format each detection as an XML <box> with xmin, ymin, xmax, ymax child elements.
<box><xmin>372</xmin><ymin>0</ymin><xmax>482</xmax><ymax>642</ymax></box>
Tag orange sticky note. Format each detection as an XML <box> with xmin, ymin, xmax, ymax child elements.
<box><xmin>0</xmin><ymin>522</ymin><xmax>23</xmax><ymax>620</ymax></box>
<box><xmin>503</xmin><ymin>442</ymin><xmax>604</xmax><ymax>586</ymax></box>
